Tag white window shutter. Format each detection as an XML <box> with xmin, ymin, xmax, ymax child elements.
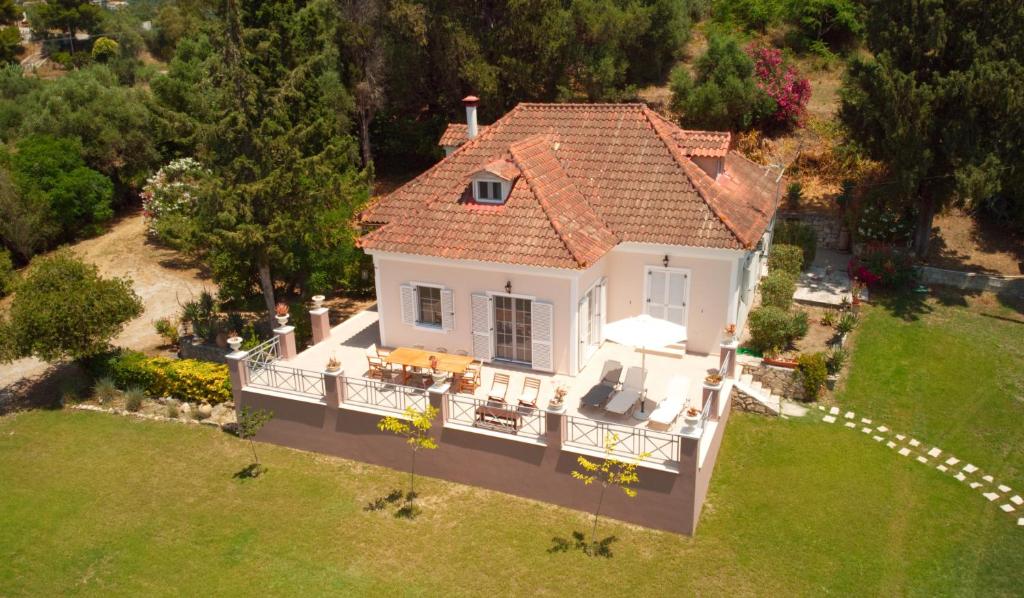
<box><xmin>440</xmin><ymin>288</ymin><xmax>455</xmax><ymax>332</ymax></box>
<box><xmin>471</xmin><ymin>293</ymin><xmax>493</xmax><ymax>361</ymax></box>
<box><xmin>400</xmin><ymin>284</ymin><xmax>416</xmax><ymax>325</ymax></box>
<box><xmin>531</xmin><ymin>300</ymin><xmax>554</xmax><ymax>372</ymax></box>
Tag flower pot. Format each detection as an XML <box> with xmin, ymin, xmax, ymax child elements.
<box><xmin>275</xmin><ymin>314</ymin><xmax>289</xmax><ymax>327</ymax></box>
<box><xmin>311</xmin><ymin>295</ymin><xmax>325</xmax><ymax>309</ymax></box>
<box><xmin>431</xmin><ymin>372</ymin><xmax>448</xmax><ymax>386</ymax></box>
<box><xmin>227</xmin><ymin>336</ymin><xmax>243</xmax><ymax>351</ymax></box>
<box><xmin>683</xmin><ymin>413</ymin><xmax>701</xmax><ymax>428</ymax></box>
<box><xmin>548</xmin><ymin>397</ymin><xmax>565</xmax><ymax>412</ymax></box>
<box><xmin>826</xmin><ymin>374</ymin><xmax>838</xmax><ymax>390</ymax></box>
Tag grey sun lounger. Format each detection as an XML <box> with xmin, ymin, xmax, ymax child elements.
<box><xmin>579</xmin><ymin>360</ymin><xmax>623</xmax><ymax>408</ymax></box>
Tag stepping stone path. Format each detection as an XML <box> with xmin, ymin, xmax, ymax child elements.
<box><xmin>817</xmin><ymin>406</ymin><xmax>1021</xmax><ymax>529</ymax></box>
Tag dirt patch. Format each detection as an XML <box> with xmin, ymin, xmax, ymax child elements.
<box><xmin>927</xmin><ymin>209</ymin><xmax>1024</xmax><ymax>276</ymax></box>
<box><xmin>0</xmin><ymin>211</ymin><xmax>213</xmax><ymax>390</ymax></box>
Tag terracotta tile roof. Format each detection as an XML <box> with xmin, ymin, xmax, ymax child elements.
<box><xmin>671</xmin><ymin>129</ymin><xmax>731</xmax><ymax>157</ymax></box>
<box><xmin>478</xmin><ymin>157</ymin><xmax>520</xmax><ymax>181</ymax></box>
<box><xmin>438</xmin><ymin>123</ymin><xmax>489</xmax><ymax>147</ymax></box>
<box><xmin>361</xmin><ymin>103</ymin><xmax>778</xmax><ymax>268</ymax></box>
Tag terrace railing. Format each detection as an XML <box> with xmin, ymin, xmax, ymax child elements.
<box><xmin>344</xmin><ymin>376</ymin><xmax>429</xmax><ymax>415</ymax></box>
<box><xmin>246</xmin><ymin>361</ymin><xmax>326</xmax><ymax>400</ymax></box>
<box><xmin>446</xmin><ymin>394</ymin><xmax>546</xmax><ymax>439</ymax></box>
<box><xmin>562</xmin><ymin>416</ymin><xmax>682</xmax><ymax>463</ymax></box>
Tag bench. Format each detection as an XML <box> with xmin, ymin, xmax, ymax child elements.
<box><xmin>475</xmin><ymin>405</ymin><xmax>520</xmax><ymax>433</ymax></box>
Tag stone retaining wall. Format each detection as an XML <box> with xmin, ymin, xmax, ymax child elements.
<box><xmin>731</xmin><ymin>387</ymin><xmax>778</xmax><ymax>416</ymax></box>
<box><xmin>919</xmin><ymin>266</ymin><xmax>1024</xmax><ymax>296</ymax></box>
<box><xmin>178</xmin><ymin>337</ymin><xmax>230</xmax><ymax>363</ymax></box>
<box><xmin>778</xmin><ymin>211</ymin><xmax>842</xmax><ymax>250</ymax></box>
<box><xmin>741</xmin><ymin>361</ymin><xmax>806</xmax><ymax>401</ymax></box>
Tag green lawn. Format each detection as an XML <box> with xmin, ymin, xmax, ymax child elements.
<box><xmin>837</xmin><ymin>290</ymin><xmax>1024</xmax><ymax>490</ymax></box>
<box><xmin>1</xmin><ymin>410</ymin><xmax>1021</xmax><ymax>596</ymax></box>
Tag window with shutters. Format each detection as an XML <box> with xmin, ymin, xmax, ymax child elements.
<box><xmin>417</xmin><ymin>285</ymin><xmax>442</xmax><ymax>327</ymax></box>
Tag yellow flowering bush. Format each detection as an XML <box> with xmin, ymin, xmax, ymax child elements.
<box><xmin>108</xmin><ymin>351</ymin><xmax>231</xmax><ymax>404</ymax></box>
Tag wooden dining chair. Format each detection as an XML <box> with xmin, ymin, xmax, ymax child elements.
<box><xmin>366</xmin><ymin>355</ymin><xmax>385</xmax><ymax>381</ymax></box>
<box><xmin>487</xmin><ymin>373</ymin><xmax>510</xmax><ymax>405</ymax></box>
<box><xmin>457</xmin><ymin>367</ymin><xmax>480</xmax><ymax>394</ymax></box>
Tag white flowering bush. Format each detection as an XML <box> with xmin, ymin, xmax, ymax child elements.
<box><xmin>141</xmin><ymin>158</ymin><xmax>207</xmax><ymax>247</ymax></box>
<box><xmin>855</xmin><ymin>201</ymin><xmax>915</xmax><ymax>243</ymax></box>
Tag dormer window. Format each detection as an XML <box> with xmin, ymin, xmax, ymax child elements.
<box><xmin>470</xmin><ymin>157</ymin><xmax>519</xmax><ymax>204</ymax></box>
<box><xmin>476</xmin><ymin>180</ymin><xmax>504</xmax><ymax>202</ymax></box>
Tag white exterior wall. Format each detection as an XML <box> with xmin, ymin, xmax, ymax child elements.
<box><xmin>605</xmin><ymin>244</ymin><xmax>744</xmax><ymax>355</ymax></box>
<box><xmin>372</xmin><ymin>253</ymin><xmax>575</xmax><ymax>374</ymax></box>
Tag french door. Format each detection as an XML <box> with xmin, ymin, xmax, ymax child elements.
<box><xmin>645</xmin><ymin>267</ymin><xmax>689</xmax><ymax>326</ymax></box>
<box><xmin>578</xmin><ymin>281</ymin><xmax>603</xmax><ymax>366</ymax></box>
<box><xmin>494</xmin><ymin>295</ymin><xmax>532</xmax><ymax>363</ymax></box>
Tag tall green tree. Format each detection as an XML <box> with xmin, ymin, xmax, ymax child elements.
<box><xmin>187</xmin><ymin>0</ymin><xmax>368</xmax><ymax>323</ymax></box>
<box><xmin>29</xmin><ymin>0</ymin><xmax>102</xmax><ymax>52</ymax></box>
<box><xmin>0</xmin><ymin>0</ymin><xmax>21</xmax><ymax>65</ymax></box>
<box><xmin>840</xmin><ymin>0</ymin><xmax>1024</xmax><ymax>256</ymax></box>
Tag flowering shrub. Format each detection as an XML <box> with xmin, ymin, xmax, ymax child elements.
<box><xmin>855</xmin><ymin>201</ymin><xmax>915</xmax><ymax>243</ymax></box>
<box><xmin>141</xmin><ymin>158</ymin><xmax>207</xmax><ymax>239</ymax></box>
<box><xmin>106</xmin><ymin>350</ymin><xmax>232</xmax><ymax>404</ymax></box>
<box><xmin>748</xmin><ymin>44</ymin><xmax>811</xmax><ymax>128</ymax></box>
<box><xmin>848</xmin><ymin>243</ymin><xmax>917</xmax><ymax>289</ymax></box>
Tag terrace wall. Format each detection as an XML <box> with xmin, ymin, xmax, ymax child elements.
<box><xmin>238</xmin><ymin>384</ymin><xmax>732</xmax><ymax>535</ymax></box>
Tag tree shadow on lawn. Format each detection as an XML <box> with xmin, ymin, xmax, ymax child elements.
<box><xmin>874</xmin><ymin>285</ymin><xmax>1024</xmax><ymax>322</ymax></box>
<box><xmin>548</xmin><ymin>531</ymin><xmax>618</xmax><ymax>558</ymax></box>
<box><xmin>363</xmin><ymin>489</ymin><xmax>421</xmax><ymax>519</ymax></box>
<box><xmin>233</xmin><ymin>463</ymin><xmax>268</xmax><ymax>480</ymax></box>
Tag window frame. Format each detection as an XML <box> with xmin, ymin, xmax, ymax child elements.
<box><xmin>473</xmin><ymin>175</ymin><xmax>509</xmax><ymax>204</ymax></box>
<box><xmin>414</xmin><ymin>283</ymin><xmax>444</xmax><ymax>329</ymax></box>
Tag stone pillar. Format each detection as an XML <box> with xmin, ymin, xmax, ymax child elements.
<box><xmin>719</xmin><ymin>340</ymin><xmax>738</xmax><ymax>380</ymax></box>
<box><xmin>274</xmin><ymin>326</ymin><xmax>297</xmax><ymax>360</ymax></box>
<box><xmin>225</xmin><ymin>350</ymin><xmax>247</xmax><ymax>411</ymax></box>
<box><xmin>545</xmin><ymin>409</ymin><xmax>565</xmax><ymax>446</ymax></box>
<box><xmin>702</xmin><ymin>380</ymin><xmax>723</xmax><ymax>419</ymax></box>
<box><xmin>310</xmin><ymin>308</ymin><xmax>330</xmax><ymax>345</ymax></box>
<box><xmin>323</xmin><ymin>369</ymin><xmax>345</xmax><ymax>408</ymax></box>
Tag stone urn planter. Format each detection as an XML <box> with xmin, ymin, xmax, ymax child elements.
<box><xmin>227</xmin><ymin>336</ymin><xmax>243</xmax><ymax>351</ymax></box>
<box><xmin>275</xmin><ymin>302</ymin><xmax>290</xmax><ymax>327</ymax></box>
<box><xmin>548</xmin><ymin>387</ymin><xmax>568</xmax><ymax>412</ymax></box>
<box><xmin>683</xmin><ymin>407</ymin><xmax>701</xmax><ymax>428</ymax></box>
<box><xmin>826</xmin><ymin>374</ymin><xmax>838</xmax><ymax>390</ymax></box>
<box><xmin>325</xmin><ymin>354</ymin><xmax>341</xmax><ymax>373</ymax></box>
<box><xmin>311</xmin><ymin>294</ymin><xmax>325</xmax><ymax>309</ymax></box>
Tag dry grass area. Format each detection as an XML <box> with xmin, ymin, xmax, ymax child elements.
<box><xmin>928</xmin><ymin>209</ymin><xmax>1024</xmax><ymax>275</ymax></box>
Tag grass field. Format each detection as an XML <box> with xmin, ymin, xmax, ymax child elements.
<box><xmin>837</xmin><ymin>290</ymin><xmax>1024</xmax><ymax>490</ymax></box>
<box><xmin>1</xmin><ymin>408</ymin><xmax>1021</xmax><ymax>596</ymax></box>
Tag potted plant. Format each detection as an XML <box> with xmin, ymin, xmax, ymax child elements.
<box><xmin>311</xmin><ymin>294</ymin><xmax>325</xmax><ymax>309</ymax></box>
<box><xmin>549</xmin><ymin>386</ymin><xmax>568</xmax><ymax>411</ymax></box>
<box><xmin>683</xmin><ymin>406</ymin><xmax>701</xmax><ymax>428</ymax></box>
<box><xmin>226</xmin><ymin>331</ymin><xmax>243</xmax><ymax>351</ymax></box>
<box><xmin>723</xmin><ymin>323</ymin><xmax>737</xmax><ymax>343</ymax></box>
<box><xmin>428</xmin><ymin>356</ymin><xmax>447</xmax><ymax>386</ymax></box>
<box><xmin>275</xmin><ymin>302</ymin><xmax>290</xmax><ymax>327</ymax></box>
<box><xmin>325</xmin><ymin>353</ymin><xmax>341</xmax><ymax>372</ymax></box>
<box><xmin>704</xmin><ymin>372</ymin><xmax>723</xmax><ymax>386</ymax></box>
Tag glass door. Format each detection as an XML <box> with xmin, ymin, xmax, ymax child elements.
<box><xmin>494</xmin><ymin>295</ymin><xmax>532</xmax><ymax>363</ymax></box>
<box><xmin>579</xmin><ymin>283</ymin><xmax>601</xmax><ymax>365</ymax></box>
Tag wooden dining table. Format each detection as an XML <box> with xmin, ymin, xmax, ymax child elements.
<box><xmin>384</xmin><ymin>347</ymin><xmax>476</xmax><ymax>386</ymax></box>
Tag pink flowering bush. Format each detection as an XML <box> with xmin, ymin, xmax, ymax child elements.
<box><xmin>747</xmin><ymin>44</ymin><xmax>811</xmax><ymax>128</ymax></box>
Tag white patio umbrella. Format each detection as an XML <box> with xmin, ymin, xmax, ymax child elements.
<box><xmin>603</xmin><ymin>314</ymin><xmax>687</xmax><ymax>420</ymax></box>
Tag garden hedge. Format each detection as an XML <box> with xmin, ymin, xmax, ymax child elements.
<box><xmin>759</xmin><ymin>270</ymin><xmax>797</xmax><ymax>310</ymax></box>
<box><xmin>774</xmin><ymin>220</ymin><xmax>817</xmax><ymax>267</ymax></box>
<box><xmin>104</xmin><ymin>350</ymin><xmax>232</xmax><ymax>404</ymax></box>
<box><xmin>769</xmin><ymin>244</ymin><xmax>803</xmax><ymax>276</ymax></box>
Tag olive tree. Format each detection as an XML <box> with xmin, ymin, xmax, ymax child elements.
<box><xmin>0</xmin><ymin>252</ymin><xmax>142</xmax><ymax>363</ymax></box>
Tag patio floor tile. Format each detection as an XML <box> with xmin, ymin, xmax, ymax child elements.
<box><xmin>886</xmin><ymin>441</ymin><xmax>896</xmax><ymax>448</ymax></box>
<box><xmin>898</xmin><ymin>448</ymin><xmax>911</xmax><ymax>456</ymax></box>
<box><xmin>1000</xmin><ymin>504</ymin><xmax>1015</xmax><ymax>513</ymax></box>
<box><xmin>822</xmin><ymin>415</ymin><xmax>836</xmax><ymax>423</ymax></box>
<box><xmin>937</xmin><ymin>464</ymin><xmax>948</xmax><ymax>472</ymax></box>
<box><xmin>927</xmin><ymin>447</ymin><xmax>942</xmax><ymax>458</ymax></box>
<box><xmin>1011</xmin><ymin>495</ymin><xmax>1023</xmax><ymax>506</ymax></box>
<box><xmin>829</xmin><ymin>406</ymin><xmax>840</xmax><ymax>415</ymax></box>
<box><xmin>998</xmin><ymin>484</ymin><xmax>1011</xmax><ymax>493</ymax></box>
<box><xmin>963</xmin><ymin>464</ymin><xmax>978</xmax><ymax>473</ymax></box>
<box><xmin>945</xmin><ymin>457</ymin><xmax>960</xmax><ymax>466</ymax></box>
<box><xmin>916</xmin><ymin>456</ymin><xmax>928</xmax><ymax>464</ymax></box>
<box><xmin>955</xmin><ymin>473</ymin><xmax>966</xmax><ymax>481</ymax></box>
<box><xmin>983</xmin><ymin>492</ymin><xmax>1000</xmax><ymax>502</ymax></box>
<box><xmin>909</xmin><ymin>439</ymin><xmax>920</xmax><ymax>447</ymax></box>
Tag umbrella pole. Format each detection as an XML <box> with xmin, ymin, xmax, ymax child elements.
<box><xmin>640</xmin><ymin>347</ymin><xmax>646</xmax><ymax>413</ymax></box>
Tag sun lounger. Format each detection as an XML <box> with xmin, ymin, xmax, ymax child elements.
<box><xmin>579</xmin><ymin>360</ymin><xmax>623</xmax><ymax>408</ymax></box>
<box><xmin>649</xmin><ymin>376</ymin><xmax>690</xmax><ymax>428</ymax></box>
<box><xmin>604</xmin><ymin>366</ymin><xmax>646</xmax><ymax>415</ymax></box>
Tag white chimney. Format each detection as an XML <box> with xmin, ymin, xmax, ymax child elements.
<box><xmin>463</xmin><ymin>95</ymin><xmax>480</xmax><ymax>140</ymax></box>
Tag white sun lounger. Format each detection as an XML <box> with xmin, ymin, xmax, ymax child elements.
<box><xmin>604</xmin><ymin>367</ymin><xmax>646</xmax><ymax>415</ymax></box>
<box><xmin>649</xmin><ymin>376</ymin><xmax>690</xmax><ymax>428</ymax></box>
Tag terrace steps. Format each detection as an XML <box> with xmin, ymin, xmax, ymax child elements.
<box><xmin>734</xmin><ymin>373</ymin><xmax>808</xmax><ymax>417</ymax></box>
